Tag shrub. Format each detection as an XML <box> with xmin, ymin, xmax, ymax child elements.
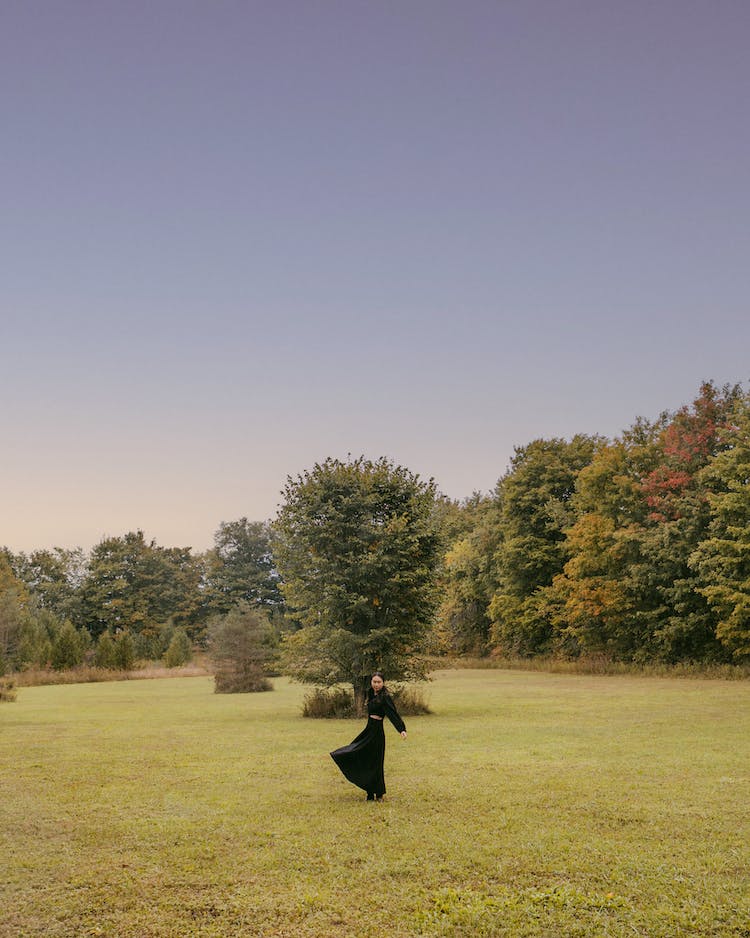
<box><xmin>301</xmin><ymin>683</ymin><xmax>431</xmax><ymax>718</ymax></box>
<box><xmin>209</xmin><ymin>604</ymin><xmax>276</xmax><ymax>694</ymax></box>
<box><xmin>214</xmin><ymin>662</ymin><xmax>272</xmax><ymax>693</ymax></box>
<box><xmin>302</xmin><ymin>686</ymin><xmax>357</xmax><ymax>718</ymax></box>
<box><xmin>0</xmin><ymin>676</ymin><xmax>16</xmax><ymax>702</ymax></box>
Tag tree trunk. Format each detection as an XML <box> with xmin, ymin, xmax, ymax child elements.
<box><xmin>353</xmin><ymin>675</ymin><xmax>370</xmax><ymax>716</ymax></box>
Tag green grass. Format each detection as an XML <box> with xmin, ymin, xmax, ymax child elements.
<box><xmin>2</xmin><ymin>671</ymin><xmax>749</xmax><ymax>937</ymax></box>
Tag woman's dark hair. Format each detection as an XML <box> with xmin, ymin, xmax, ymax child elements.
<box><xmin>366</xmin><ymin>671</ymin><xmax>388</xmax><ymax>701</ymax></box>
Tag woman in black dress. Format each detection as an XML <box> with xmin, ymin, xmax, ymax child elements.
<box><xmin>330</xmin><ymin>672</ymin><xmax>407</xmax><ymax>801</ymax></box>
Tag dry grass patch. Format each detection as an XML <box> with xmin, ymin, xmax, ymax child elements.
<box><xmin>12</xmin><ymin>661</ymin><xmax>211</xmax><ymax>686</ymax></box>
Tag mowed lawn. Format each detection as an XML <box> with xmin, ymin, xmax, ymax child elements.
<box><xmin>2</xmin><ymin>670</ymin><xmax>748</xmax><ymax>937</ymax></box>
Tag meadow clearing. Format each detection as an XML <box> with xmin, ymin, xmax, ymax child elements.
<box><xmin>1</xmin><ymin>669</ymin><xmax>748</xmax><ymax>937</ymax></box>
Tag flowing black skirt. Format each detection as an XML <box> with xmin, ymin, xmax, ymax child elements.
<box><xmin>330</xmin><ymin>717</ymin><xmax>386</xmax><ymax>796</ymax></box>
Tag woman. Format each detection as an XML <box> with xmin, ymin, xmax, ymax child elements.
<box><xmin>330</xmin><ymin>672</ymin><xmax>407</xmax><ymax>801</ymax></box>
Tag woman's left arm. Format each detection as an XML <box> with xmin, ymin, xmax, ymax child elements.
<box><xmin>383</xmin><ymin>694</ymin><xmax>407</xmax><ymax>736</ymax></box>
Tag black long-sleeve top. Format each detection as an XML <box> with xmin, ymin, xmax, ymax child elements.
<box><xmin>367</xmin><ymin>692</ymin><xmax>406</xmax><ymax>733</ymax></box>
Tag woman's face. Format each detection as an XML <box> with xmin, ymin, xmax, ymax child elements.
<box><xmin>371</xmin><ymin>674</ymin><xmax>384</xmax><ymax>693</ymax></box>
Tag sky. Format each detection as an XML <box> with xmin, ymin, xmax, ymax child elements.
<box><xmin>2</xmin><ymin>0</ymin><xmax>749</xmax><ymax>555</ymax></box>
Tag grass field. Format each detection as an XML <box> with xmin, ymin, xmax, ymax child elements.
<box><xmin>2</xmin><ymin>670</ymin><xmax>749</xmax><ymax>937</ymax></box>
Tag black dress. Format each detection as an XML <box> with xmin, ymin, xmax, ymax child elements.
<box><xmin>330</xmin><ymin>691</ymin><xmax>406</xmax><ymax>798</ymax></box>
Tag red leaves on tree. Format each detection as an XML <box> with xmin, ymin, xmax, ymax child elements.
<box><xmin>642</xmin><ymin>382</ymin><xmax>737</xmax><ymax>522</ymax></box>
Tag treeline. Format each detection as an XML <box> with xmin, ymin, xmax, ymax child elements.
<box><xmin>0</xmin><ymin>520</ymin><xmax>282</xmax><ymax>675</ymax></box>
<box><xmin>436</xmin><ymin>381</ymin><xmax>750</xmax><ymax>665</ymax></box>
<box><xmin>1</xmin><ymin>379</ymin><xmax>749</xmax><ymax>677</ymax></box>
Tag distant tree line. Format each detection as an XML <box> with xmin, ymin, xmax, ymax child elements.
<box><xmin>0</xmin><ymin>519</ymin><xmax>283</xmax><ymax>676</ymax></box>
<box><xmin>1</xmin><ymin>380</ymin><xmax>749</xmax><ymax>681</ymax></box>
<box><xmin>436</xmin><ymin>381</ymin><xmax>750</xmax><ymax>664</ymax></box>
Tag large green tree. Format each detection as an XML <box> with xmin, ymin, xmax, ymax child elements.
<box><xmin>690</xmin><ymin>395</ymin><xmax>750</xmax><ymax>660</ymax></box>
<box><xmin>488</xmin><ymin>435</ymin><xmax>603</xmax><ymax>655</ymax></box>
<box><xmin>0</xmin><ymin>550</ymin><xmax>29</xmax><ymax>671</ymax></box>
<box><xmin>634</xmin><ymin>383</ymin><xmax>741</xmax><ymax>661</ymax></box>
<box><xmin>203</xmin><ymin>518</ymin><xmax>283</xmax><ymax>616</ymax></box>
<box><xmin>79</xmin><ymin>531</ymin><xmax>204</xmax><ymax>641</ymax></box>
<box><xmin>434</xmin><ymin>494</ymin><xmax>498</xmax><ymax>655</ymax></box>
<box><xmin>543</xmin><ymin>434</ymin><xmax>661</xmax><ymax>658</ymax></box>
<box><xmin>274</xmin><ymin>456</ymin><xmax>440</xmax><ymax>709</ymax></box>
<box><xmin>13</xmin><ymin>547</ymin><xmax>86</xmax><ymax>626</ymax></box>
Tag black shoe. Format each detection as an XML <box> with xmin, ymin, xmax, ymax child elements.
<box><xmin>366</xmin><ymin>793</ymin><xmax>375</xmax><ymax>801</ymax></box>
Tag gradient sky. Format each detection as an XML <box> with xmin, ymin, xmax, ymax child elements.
<box><xmin>2</xmin><ymin>0</ymin><xmax>749</xmax><ymax>554</ymax></box>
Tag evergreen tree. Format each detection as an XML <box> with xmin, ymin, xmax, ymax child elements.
<box><xmin>163</xmin><ymin>629</ymin><xmax>192</xmax><ymax>668</ymax></box>
<box><xmin>50</xmin><ymin>620</ymin><xmax>88</xmax><ymax>670</ymax></box>
<box><xmin>113</xmin><ymin>631</ymin><xmax>135</xmax><ymax>671</ymax></box>
<box><xmin>16</xmin><ymin>604</ymin><xmax>57</xmax><ymax>670</ymax></box>
<box><xmin>209</xmin><ymin>604</ymin><xmax>275</xmax><ymax>692</ymax></box>
<box><xmin>94</xmin><ymin>631</ymin><xmax>117</xmax><ymax>669</ymax></box>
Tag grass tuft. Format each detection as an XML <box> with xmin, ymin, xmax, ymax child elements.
<box><xmin>390</xmin><ymin>682</ymin><xmax>432</xmax><ymax>714</ymax></box>
<box><xmin>0</xmin><ymin>676</ymin><xmax>17</xmax><ymax>702</ymax></box>
<box><xmin>302</xmin><ymin>686</ymin><xmax>356</xmax><ymax>718</ymax></box>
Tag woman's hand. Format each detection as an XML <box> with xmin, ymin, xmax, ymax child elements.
<box><xmin>400</xmin><ymin>731</ymin><xmax>407</xmax><ymax>739</ymax></box>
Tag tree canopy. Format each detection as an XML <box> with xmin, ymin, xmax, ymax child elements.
<box><xmin>203</xmin><ymin>519</ymin><xmax>283</xmax><ymax>616</ymax></box>
<box><xmin>274</xmin><ymin>456</ymin><xmax>440</xmax><ymax>706</ymax></box>
<box><xmin>78</xmin><ymin>531</ymin><xmax>204</xmax><ymax>640</ymax></box>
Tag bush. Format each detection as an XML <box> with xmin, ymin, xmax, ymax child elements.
<box><xmin>214</xmin><ymin>663</ymin><xmax>272</xmax><ymax>694</ymax></box>
<box><xmin>209</xmin><ymin>604</ymin><xmax>276</xmax><ymax>694</ymax></box>
<box><xmin>301</xmin><ymin>683</ymin><xmax>431</xmax><ymax>718</ymax></box>
<box><xmin>0</xmin><ymin>676</ymin><xmax>16</xmax><ymax>702</ymax></box>
<box><xmin>302</xmin><ymin>686</ymin><xmax>357</xmax><ymax>718</ymax></box>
